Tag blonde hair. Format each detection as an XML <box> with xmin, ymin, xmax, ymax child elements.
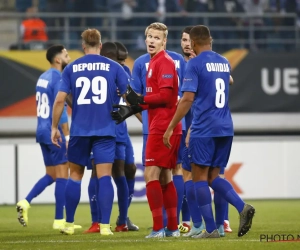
<box><xmin>81</xmin><ymin>28</ymin><xmax>101</xmax><ymax>48</ymax></box>
<box><xmin>145</xmin><ymin>22</ymin><xmax>168</xmax><ymax>38</ymax></box>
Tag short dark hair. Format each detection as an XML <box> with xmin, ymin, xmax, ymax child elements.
<box><xmin>114</xmin><ymin>42</ymin><xmax>128</xmax><ymax>60</ymax></box>
<box><xmin>46</xmin><ymin>45</ymin><xmax>65</xmax><ymax>64</ymax></box>
<box><xmin>100</xmin><ymin>42</ymin><xmax>118</xmax><ymax>60</ymax></box>
<box><xmin>190</xmin><ymin>25</ymin><xmax>212</xmax><ymax>46</ymax></box>
<box><xmin>181</xmin><ymin>26</ymin><xmax>194</xmax><ymax>37</ymax></box>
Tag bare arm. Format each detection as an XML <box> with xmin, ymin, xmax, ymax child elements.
<box><xmin>163</xmin><ymin>92</ymin><xmax>194</xmax><ymax>148</ymax></box>
<box><xmin>66</xmin><ymin>93</ymin><xmax>73</xmax><ymax>107</ymax></box>
<box><xmin>230</xmin><ymin>75</ymin><xmax>234</xmax><ymax>85</ymax></box>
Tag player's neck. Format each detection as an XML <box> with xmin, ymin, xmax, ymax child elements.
<box><xmin>195</xmin><ymin>45</ymin><xmax>211</xmax><ymax>56</ymax></box>
<box><xmin>85</xmin><ymin>48</ymin><xmax>100</xmax><ymax>55</ymax></box>
<box><xmin>150</xmin><ymin>48</ymin><xmax>164</xmax><ymax>59</ymax></box>
<box><xmin>184</xmin><ymin>55</ymin><xmax>189</xmax><ymax>62</ymax></box>
<box><xmin>51</xmin><ymin>64</ymin><xmax>62</xmax><ymax>72</ymax></box>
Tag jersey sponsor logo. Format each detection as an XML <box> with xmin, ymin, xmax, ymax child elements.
<box><xmin>146</xmin><ymin>87</ymin><xmax>152</xmax><ymax>92</ymax></box>
<box><xmin>73</xmin><ymin>63</ymin><xmax>110</xmax><ymax>72</ymax></box>
<box><xmin>183</xmin><ymin>78</ymin><xmax>193</xmax><ymax>81</ymax></box>
<box><xmin>162</xmin><ymin>74</ymin><xmax>173</xmax><ymax>79</ymax></box>
<box><xmin>36</xmin><ymin>79</ymin><xmax>49</xmax><ymax>88</ymax></box>
<box><xmin>206</xmin><ymin>63</ymin><xmax>230</xmax><ymax>72</ymax></box>
<box><xmin>148</xmin><ymin>69</ymin><xmax>152</xmax><ymax>78</ymax></box>
<box><xmin>145</xmin><ymin>158</ymin><xmax>155</xmax><ymax>161</ymax></box>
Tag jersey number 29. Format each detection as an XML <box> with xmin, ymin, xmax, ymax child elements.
<box><xmin>76</xmin><ymin>76</ymin><xmax>107</xmax><ymax>105</ymax></box>
<box><xmin>215</xmin><ymin>78</ymin><xmax>225</xmax><ymax>108</ymax></box>
<box><xmin>36</xmin><ymin>92</ymin><xmax>50</xmax><ymax>118</ymax></box>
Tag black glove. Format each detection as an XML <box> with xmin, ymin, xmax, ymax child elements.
<box><xmin>111</xmin><ymin>104</ymin><xmax>143</xmax><ymax>124</ymax></box>
<box><xmin>126</xmin><ymin>85</ymin><xmax>145</xmax><ymax>105</ymax></box>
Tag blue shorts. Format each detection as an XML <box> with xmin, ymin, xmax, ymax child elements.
<box><xmin>115</xmin><ymin>142</ymin><xmax>126</xmax><ymax>161</ymax></box>
<box><xmin>68</xmin><ymin>136</ymin><xmax>116</xmax><ymax>166</ymax></box>
<box><xmin>86</xmin><ymin>153</ymin><xmax>94</xmax><ymax>170</ymax></box>
<box><xmin>189</xmin><ymin>136</ymin><xmax>233</xmax><ymax>169</ymax></box>
<box><xmin>142</xmin><ymin>134</ymin><xmax>148</xmax><ymax>166</ymax></box>
<box><xmin>177</xmin><ymin>130</ymin><xmax>186</xmax><ymax>164</ymax></box>
<box><xmin>125</xmin><ymin>136</ymin><xmax>134</xmax><ymax>165</ymax></box>
<box><xmin>182</xmin><ymin>146</ymin><xmax>191</xmax><ymax>172</ymax></box>
<box><xmin>40</xmin><ymin>142</ymin><xmax>67</xmax><ymax>166</ymax></box>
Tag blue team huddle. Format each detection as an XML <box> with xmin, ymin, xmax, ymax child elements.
<box><xmin>16</xmin><ymin>23</ymin><xmax>255</xmax><ymax>239</ymax></box>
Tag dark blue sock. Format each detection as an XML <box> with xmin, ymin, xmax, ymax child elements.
<box><xmin>224</xmin><ymin>200</ymin><xmax>229</xmax><ymax>220</ymax></box>
<box><xmin>173</xmin><ymin>175</ymin><xmax>184</xmax><ymax>224</ymax></box>
<box><xmin>88</xmin><ymin>177</ymin><xmax>98</xmax><ymax>223</ymax></box>
<box><xmin>214</xmin><ymin>191</ymin><xmax>227</xmax><ymax>228</ymax></box>
<box><xmin>65</xmin><ymin>178</ymin><xmax>81</xmax><ymax>223</ymax></box>
<box><xmin>26</xmin><ymin>174</ymin><xmax>54</xmax><ymax>203</ymax></box>
<box><xmin>181</xmin><ymin>187</ymin><xmax>191</xmax><ymax>223</ymax></box>
<box><xmin>126</xmin><ymin>178</ymin><xmax>135</xmax><ymax>208</ymax></box>
<box><xmin>194</xmin><ymin>181</ymin><xmax>216</xmax><ymax>233</ymax></box>
<box><xmin>185</xmin><ymin>180</ymin><xmax>202</xmax><ymax>225</ymax></box>
<box><xmin>95</xmin><ymin>177</ymin><xmax>102</xmax><ymax>222</ymax></box>
<box><xmin>114</xmin><ymin>176</ymin><xmax>129</xmax><ymax>225</ymax></box>
<box><xmin>98</xmin><ymin>176</ymin><xmax>114</xmax><ymax>224</ymax></box>
<box><xmin>211</xmin><ymin>177</ymin><xmax>245</xmax><ymax>213</ymax></box>
<box><xmin>163</xmin><ymin>206</ymin><xmax>167</xmax><ymax>227</ymax></box>
<box><xmin>54</xmin><ymin>178</ymin><xmax>67</xmax><ymax>220</ymax></box>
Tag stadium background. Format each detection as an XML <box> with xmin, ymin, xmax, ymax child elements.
<box><xmin>0</xmin><ymin>0</ymin><xmax>300</xmax><ymax>205</ymax></box>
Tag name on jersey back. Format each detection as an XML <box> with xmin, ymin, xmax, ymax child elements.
<box><xmin>206</xmin><ymin>63</ymin><xmax>230</xmax><ymax>72</ymax></box>
<box><xmin>37</xmin><ymin>79</ymin><xmax>49</xmax><ymax>88</ymax></box>
<box><xmin>73</xmin><ymin>63</ymin><xmax>110</xmax><ymax>72</ymax></box>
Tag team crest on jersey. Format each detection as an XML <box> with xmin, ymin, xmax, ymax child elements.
<box><xmin>148</xmin><ymin>69</ymin><xmax>152</xmax><ymax>78</ymax></box>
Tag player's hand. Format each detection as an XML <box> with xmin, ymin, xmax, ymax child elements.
<box><xmin>189</xmin><ymin>50</ymin><xmax>196</xmax><ymax>59</ymax></box>
<box><xmin>51</xmin><ymin>127</ymin><xmax>62</xmax><ymax>148</ymax></box>
<box><xmin>126</xmin><ymin>85</ymin><xmax>144</xmax><ymax>105</ymax></box>
<box><xmin>111</xmin><ymin>104</ymin><xmax>142</xmax><ymax>124</ymax></box>
<box><xmin>163</xmin><ymin>128</ymin><xmax>173</xmax><ymax>149</ymax></box>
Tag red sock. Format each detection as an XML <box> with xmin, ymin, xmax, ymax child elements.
<box><xmin>146</xmin><ymin>180</ymin><xmax>164</xmax><ymax>231</ymax></box>
<box><xmin>162</xmin><ymin>181</ymin><xmax>178</xmax><ymax>231</ymax></box>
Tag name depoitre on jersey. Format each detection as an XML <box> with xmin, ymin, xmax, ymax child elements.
<box><xmin>206</xmin><ymin>63</ymin><xmax>230</xmax><ymax>72</ymax></box>
<box><xmin>73</xmin><ymin>63</ymin><xmax>110</xmax><ymax>72</ymax></box>
<box><xmin>36</xmin><ymin>79</ymin><xmax>49</xmax><ymax>88</ymax></box>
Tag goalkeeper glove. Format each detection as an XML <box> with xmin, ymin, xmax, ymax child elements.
<box><xmin>111</xmin><ymin>104</ymin><xmax>143</xmax><ymax>124</ymax></box>
<box><xmin>126</xmin><ymin>85</ymin><xmax>145</xmax><ymax>105</ymax></box>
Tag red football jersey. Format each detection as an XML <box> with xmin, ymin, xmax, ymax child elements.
<box><xmin>146</xmin><ymin>50</ymin><xmax>182</xmax><ymax>135</ymax></box>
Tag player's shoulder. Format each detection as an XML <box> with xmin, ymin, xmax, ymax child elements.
<box><xmin>166</xmin><ymin>50</ymin><xmax>184</xmax><ymax>61</ymax></box>
<box><xmin>134</xmin><ymin>53</ymin><xmax>150</xmax><ymax>65</ymax></box>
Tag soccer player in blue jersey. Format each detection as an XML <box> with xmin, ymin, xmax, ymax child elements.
<box><xmin>130</xmin><ymin>38</ymin><xmax>189</xmax><ymax>234</ymax></box>
<box><xmin>51</xmin><ymin>28</ymin><xmax>129</xmax><ymax>235</ymax></box>
<box><xmin>114</xmin><ymin>41</ymin><xmax>139</xmax><ymax>231</ymax></box>
<box><xmin>164</xmin><ymin>25</ymin><xmax>255</xmax><ymax>238</ymax></box>
<box><xmin>16</xmin><ymin>45</ymin><xmax>72</xmax><ymax>229</ymax></box>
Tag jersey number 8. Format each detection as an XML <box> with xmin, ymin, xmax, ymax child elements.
<box><xmin>36</xmin><ymin>92</ymin><xmax>50</xmax><ymax>118</ymax></box>
<box><xmin>76</xmin><ymin>76</ymin><xmax>107</xmax><ymax>105</ymax></box>
<box><xmin>215</xmin><ymin>78</ymin><xmax>225</xmax><ymax>108</ymax></box>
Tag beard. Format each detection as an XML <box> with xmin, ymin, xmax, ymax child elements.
<box><xmin>182</xmin><ymin>49</ymin><xmax>191</xmax><ymax>57</ymax></box>
<box><xmin>62</xmin><ymin>62</ymin><xmax>68</xmax><ymax>70</ymax></box>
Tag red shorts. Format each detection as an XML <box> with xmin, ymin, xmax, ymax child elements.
<box><xmin>145</xmin><ymin>134</ymin><xmax>181</xmax><ymax>169</ymax></box>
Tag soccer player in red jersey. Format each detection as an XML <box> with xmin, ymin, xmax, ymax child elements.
<box><xmin>111</xmin><ymin>22</ymin><xmax>182</xmax><ymax>238</ymax></box>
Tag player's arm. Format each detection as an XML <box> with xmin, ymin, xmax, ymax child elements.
<box><xmin>59</xmin><ymin>105</ymin><xmax>70</xmax><ymax>144</ymax></box>
<box><xmin>66</xmin><ymin>93</ymin><xmax>73</xmax><ymax>107</ymax></box>
<box><xmin>52</xmin><ymin>67</ymin><xmax>71</xmax><ymax>147</ymax></box>
<box><xmin>229</xmin><ymin>75</ymin><xmax>234</xmax><ymax>85</ymax></box>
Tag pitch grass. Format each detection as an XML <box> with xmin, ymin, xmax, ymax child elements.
<box><xmin>0</xmin><ymin>200</ymin><xmax>300</xmax><ymax>250</ymax></box>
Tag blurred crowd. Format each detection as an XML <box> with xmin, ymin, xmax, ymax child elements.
<box><xmin>9</xmin><ymin>0</ymin><xmax>300</xmax><ymax>52</ymax></box>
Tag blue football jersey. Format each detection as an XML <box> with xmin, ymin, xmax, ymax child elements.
<box><xmin>36</xmin><ymin>68</ymin><xmax>65</xmax><ymax>144</ymax></box>
<box><xmin>115</xmin><ymin>65</ymin><xmax>131</xmax><ymax>143</ymax></box>
<box><xmin>130</xmin><ymin>51</ymin><xmax>186</xmax><ymax>134</ymax></box>
<box><xmin>60</xmin><ymin>54</ymin><xmax>129</xmax><ymax>137</ymax></box>
<box><xmin>182</xmin><ymin>51</ymin><xmax>234</xmax><ymax>137</ymax></box>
